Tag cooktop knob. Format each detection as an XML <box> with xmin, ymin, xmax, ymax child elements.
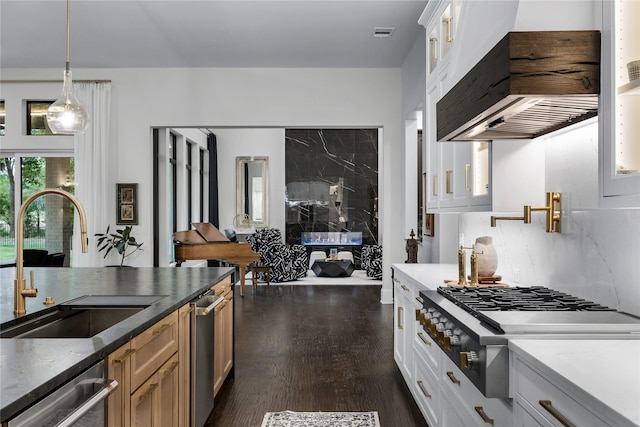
<box><xmin>460</xmin><ymin>351</ymin><xmax>478</xmax><ymax>370</ymax></box>
<box><xmin>443</xmin><ymin>333</ymin><xmax>459</xmax><ymax>351</ymax></box>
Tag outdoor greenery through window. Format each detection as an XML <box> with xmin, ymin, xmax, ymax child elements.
<box><xmin>0</xmin><ymin>156</ymin><xmax>75</xmax><ymax>264</ymax></box>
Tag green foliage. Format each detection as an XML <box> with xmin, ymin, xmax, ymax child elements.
<box><xmin>95</xmin><ymin>225</ymin><xmax>144</xmax><ymax>267</ymax></box>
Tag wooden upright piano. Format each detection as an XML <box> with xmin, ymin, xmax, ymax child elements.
<box><xmin>173</xmin><ymin>223</ymin><xmax>259</xmax><ymax>296</ymax></box>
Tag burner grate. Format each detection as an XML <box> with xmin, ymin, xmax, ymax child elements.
<box><xmin>437</xmin><ymin>286</ymin><xmax>615</xmax><ymax>316</ymax></box>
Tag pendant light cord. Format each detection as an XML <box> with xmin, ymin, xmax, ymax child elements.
<box><xmin>65</xmin><ymin>0</ymin><xmax>71</xmax><ymax>72</ymax></box>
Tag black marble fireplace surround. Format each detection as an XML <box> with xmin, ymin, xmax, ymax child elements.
<box><xmin>285</xmin><ymin>129</ymin><xmax>379</xmax><ymax>267</ymax></box>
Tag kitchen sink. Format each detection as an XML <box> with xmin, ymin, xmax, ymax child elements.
<box><xmin>0</xmin><ymin>295</ymin><xmax>166</xmax><ymax>339</ymax></box>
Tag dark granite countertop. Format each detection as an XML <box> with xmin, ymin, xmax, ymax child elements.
<box><xmin>0</xmin><ymin>266</ymin><xmax>234</xmax><ymax>422</ymax></box>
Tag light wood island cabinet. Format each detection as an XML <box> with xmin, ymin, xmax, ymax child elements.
<box><xmin>213</xmin><ymin>278</ymin><xmax>233</xmax><ymax>397</ymax></box>
<box><xmin>106</xmin><ymin>307</ymin><xmax>185</xmax><ymax>427</ymax></box>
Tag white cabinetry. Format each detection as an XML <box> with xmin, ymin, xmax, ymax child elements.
<box><xmin>393</xmin><ymin>276</ymin><xmax>415</xmax><ymax>383</ymax></box>
<box><xmin>510</xmin><ymin>339</ymin><xmax>640</xmax><ymax>427</ymax></box>
<box><xmin>420</xmin><ymin>0</ymin><xmax>491</xmax><ymax>213</ymax></box>
<box><xmin>600</xmin><ymin>0</ymin><xmax>640</xmax><ymax>207</ymax></box>
<box><xmin>392</xmin><ymin>264</ymin><xmax>512</xmax><ymax>427</ymax></box>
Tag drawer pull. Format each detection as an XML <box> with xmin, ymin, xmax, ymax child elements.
<box><xmin>113</xmin><ymin>349</ymin><xmax>136</xmax><ymax>363</ymax></box>
<box><xmin>152</xmin><ymin>323</ymin><xmax>171</xmax><ymax>335</ymax></box>
<box><xmin>417</xmin><ymin>332</ymin><xmax>431</xmax><ymax>346</ymax></box>
<box><xmin>182</xmin><ymin>306</ymin><xmax>194</xmax><ymax>316</ymax></box>
<box><xmin>417</xmin><ymin>381</ymin><xmax>432</xmax><ymax>399</ymax></box>
<box><xmin>397</xmin><ymin>307</ymin><xmax>403</xmax><ymax>330</ymax></box>
<box><xmin>215</xmin><ymin>300</ymin><xmax>228</xmax><ymax>312</ymax></box>
<box><xmin>393</xmin><ymin>278</ymin><xmax>400</xmax><ymax>284</ymax></box>
<box><xmin>415</xmin><ymin>296</ymin><xmax>424</xmax><ymax>304</ymax></box>
<box><xmin>539</xmin><ymin>400</ymin><xmax>575</xmax><ymax>427</ymax></box>
<box><xmin>162</xmin><ymin>361</ymin><xmax>180</xmax><ymax>374</ymax></box>
<box><xmin>401</xmin><ymin>284</ymin><xmax>410</xmax><ymax>292</ymax></box>
<box><xmin>139</xmin><ymin>383</ymin><xmax>158</xmax><ymax>401</ymax></box>
<box><xmin>474</xmin><ymin>406</ymin><xmax>494</xmax><ymax>425</ymax></box>
<box><xmin>446</xmin><ymin>371</ymin><xmax>460</xmax><ymax>385</ymax></box>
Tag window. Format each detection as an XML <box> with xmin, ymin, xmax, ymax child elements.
<box><xmin>0</xmin><ymin>155</ymin><xmax>75</xmax><ymax>264</ymax></box>
<box><xmin>186</xmin><ymin>142</ymin><xmax>193</xmax><ymax>229</ymax></box>
<box><xmin>26</xmin><ymin>101</ymin><xmax>55</xmax><ymax>135</ymax></box>
<box><xmin>153</xmin><ymin>128</ymin><xmax>209</xmax><ymax>266</ymax></box>
<box><xmin>169</xmin><ymin>133</ymin><xmax>178</xmax><ymax>234</ymax></box>
<box><xmin>0</xmin><ymin>101</ymin><xmax>5</xmax><ymax>136</ymax></box>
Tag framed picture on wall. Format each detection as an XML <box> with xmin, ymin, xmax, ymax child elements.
<box><xmin>116</xmin><ymin>183</ymin><xmax>138</xmax><ymax>225</ymax></box>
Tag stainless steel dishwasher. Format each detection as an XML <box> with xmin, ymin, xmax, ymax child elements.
<box><xmin>191</xmin><ymin>291</ymin><xmax>224</xmax><ymax>427</ymax></box>
<box><xmin>7</xmin><ymin>360</ymin><xmax>117</xmax><ymax>426</ymax></box>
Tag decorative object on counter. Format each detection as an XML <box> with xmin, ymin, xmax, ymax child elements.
<box><xmin>261</xmin><ymin>411</ymin><xmax>380</xmax><ymax>427</ymax></box>
<box><xmin>116</xmin><ymin>183</ymin><xmax>138</xmax><ymax>225</ymax></box>
<box><xmin>457</xmin><ymin>234</ymin><xmax>473</xmax><ymax>286</ymax></box>
<box><xmin>491</xmin><ymin>191</ymin><xmax>561</xmax><ymax>233</ymax></box>
<box><xmin>361</xmin><ymin>245</ymin><xmax>383</xmax><ymax>279</ymax></box>
<box><xmin>474</xmin><ymin>236</ymin><xmax>498</xmax><ymax>277</ymax></box>
<box><xmin>405</xmin><ymin>229</ymin><xmax>418</xmax><ymax>263</ymax></box>
<box><xmin>95</xmin><ymin>225</ymin><xmax>143</xmax><ymax>267</ymax></box>
<box><xmin>628</xmin><ymin>59</ymin><xmax>640</xmax><ymax>81</ymax></box>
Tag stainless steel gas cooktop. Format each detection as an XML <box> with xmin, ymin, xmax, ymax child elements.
<box><xmin>417</xmin><ymin>286</ymin><xmax>640</xmax><ymax>398</ymax></box>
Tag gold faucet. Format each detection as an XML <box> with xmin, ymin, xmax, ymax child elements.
<box><xmin>14</xmin><ymin>189</ymin><xmax>88</xmax><ymax>314</ymax></box>
<box><xmin>490</xmin><ymin>192</ymin><xmax>562</xmax><ymax>233</ymax></box>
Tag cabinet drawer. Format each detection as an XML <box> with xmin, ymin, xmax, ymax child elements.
<box><xmin>414</xmin><ymin>325</ymin><xmax>440</xmax><ymax>376</ymax></box>
<box><xmin>211</xmin><ymin>276</ymin><xmax>232</xmax><ymax>296</ymax></box>
<box><xmin>130</xmin><ymin>311</ymin><xmax>179</xmax><ymax>392</ymax></box>
<box><xmin>441</xmin><ymin>356</ymin><xmax>512</xmax><ymax>426</ymax></box>
<box><xmin>414</xmin><ymin>349</ymin><xmax>440</xmax><ymax>427</ymax></box>
<box><xmin>513</xmin><ymin>358</ymin><xmax>609</xmax><ymax>427</ymax></box>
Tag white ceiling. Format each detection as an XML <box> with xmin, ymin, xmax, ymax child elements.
<box><xmin>0</xmin><ymin>0</ymin><xmax>428</xmax><ymax>69</ymax></box>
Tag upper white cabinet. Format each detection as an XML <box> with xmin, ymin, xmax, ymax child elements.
<box><xmin>420</xmin><ymin>0</ymin><xmax>491</xmax><ymax>213</ymax></box>
<box><xmin>600</xmin><ymin>0</ymin><xmax>640</xmax><ymax>207</ymax></box>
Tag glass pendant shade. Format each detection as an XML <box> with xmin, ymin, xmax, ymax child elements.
<box><xmin>46</xmin><ymin>70</ymin><xmax>89</xmax><ymax>134</ymax></box>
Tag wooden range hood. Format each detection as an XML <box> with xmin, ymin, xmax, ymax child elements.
<box><xmin>436</xmin><ymin>31</ymin><xmax>601</xmax><ymax>141</ymax></box>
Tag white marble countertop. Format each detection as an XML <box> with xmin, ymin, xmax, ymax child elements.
<box><xmin>510</xmin><ymin>339</ymin><xmax>640</xmax><ymax>427</ymax></box>
<box><xmin>391</xmin><ymin>263</ymin><xmax>457</xmax><ymax>290</ymax></box>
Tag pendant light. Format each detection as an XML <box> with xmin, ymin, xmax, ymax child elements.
<box><xmin>46</xmin><ymin>0</ymin><xmax>89</xmax><ymax>134</ymax></box>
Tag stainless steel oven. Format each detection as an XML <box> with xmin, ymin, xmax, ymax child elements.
<box><xmin>419</xmin><ymin>286</ymin><xmax>640</xmax><ymax>398</ymax></box>
<box><xmin>7</xmin><ymin>361</ymin><xmax>117</xmax><ymax>427</ymax></box>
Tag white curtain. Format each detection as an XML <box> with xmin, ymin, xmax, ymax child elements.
<box><xmin>72</xmin><ymin>81</ymin><xmax>111</xmax><ymax>267</ymax></box>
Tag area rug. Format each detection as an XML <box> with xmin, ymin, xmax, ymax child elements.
<box><xmin>261</xmin><ymin>410</ymin><xmax>380</xmax><ymax>427</ymax></box>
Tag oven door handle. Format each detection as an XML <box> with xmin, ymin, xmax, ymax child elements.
<box><xmin>54</xmin><ymin>378</ymin><xmax>118</xmax><ymax>427</ymax></box>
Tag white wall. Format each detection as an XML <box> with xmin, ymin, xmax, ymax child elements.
<box><xmin>211</xmin><ymin>128</ymin><xmax>285</xmax><ymax>233</ymax></box>
<box><xmin>1</xmin><ymin>67</ymin><xmax>402</xmax><ymax>302</ymax></box>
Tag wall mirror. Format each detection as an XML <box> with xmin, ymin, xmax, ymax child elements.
<box><xmin>236</xmin><ymin>156</ymin><xmax>269</xmax><ymax>228</ymax></box>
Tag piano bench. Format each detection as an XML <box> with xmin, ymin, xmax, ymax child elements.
<box><xmin>250</xmin><ymin>265</ymin><xmax>271</xmax><ymax>292</ymax></box>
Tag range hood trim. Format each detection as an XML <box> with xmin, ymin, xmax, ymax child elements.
<box><xmin>436</xmin><ymin>31</ymin><xmax>601</xmax><ymax>142</ymax></box>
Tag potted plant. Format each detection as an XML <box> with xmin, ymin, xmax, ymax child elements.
<box><xmin>95</xmin><ymin>225</ymin><xmax>143</xmax><ymax>267</ymax></box>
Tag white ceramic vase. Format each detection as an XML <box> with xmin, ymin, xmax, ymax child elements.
<box><xmin>474</xmin><ymin>236</ymin><xmax>498</xmax><ymax>277</ymax></box>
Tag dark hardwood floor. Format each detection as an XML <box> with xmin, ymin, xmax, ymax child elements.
<box><xmin>206</xmin><ymin>284</ymin><xmax>428</xmax><ymax>427</ymax></box>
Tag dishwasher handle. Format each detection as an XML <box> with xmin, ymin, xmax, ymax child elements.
<box><xmin>54</xmin><ymin>378</ymin><xmax>118</xmax><ymax>427</ymax></box>
<box><xmin>196</xmin><ymin>295</ymin><xmax>225</xmax><ymax>316</ymax></box>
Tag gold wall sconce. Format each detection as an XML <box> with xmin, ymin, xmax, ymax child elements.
<box><xmin>490</xmin><ymin>192</ymin><xmax>562</xmax><ymax>233</ymax></box>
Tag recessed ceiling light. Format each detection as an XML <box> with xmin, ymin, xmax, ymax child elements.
<box><xmin>372</xmin><ymin>27</ymin><xmax>395</xmax><ymax>38</ymax></box>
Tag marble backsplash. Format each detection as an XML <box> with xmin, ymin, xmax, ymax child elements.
<box><xmin>458</xmin><ymin>121</ymin><xmax>640</xmax><ymax>317</ymax></box>
<box><xmin>459</xmin><ymin>209</ymin><xmax>640</xmax><ymax>317</ymax></box>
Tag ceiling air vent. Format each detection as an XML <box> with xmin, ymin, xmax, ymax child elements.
<box><xmin>372</xmin><ymin>27</ymin><xmax>395</xmax><ymax>38</ymax></box>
